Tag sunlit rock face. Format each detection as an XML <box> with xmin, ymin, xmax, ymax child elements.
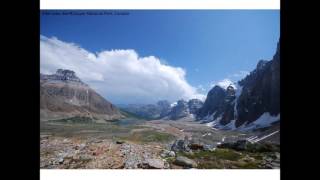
<box><xmin>40</xmin><ymin>69</ymin><xmax>123</xmax><ymax>121</ymax></box>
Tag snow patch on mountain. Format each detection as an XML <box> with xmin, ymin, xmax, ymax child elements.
<box><xmin>222</xmin><ymin>120</ymin><xmax>237</xmax><ymax>130</ymax></box>
<box><xmin>238</xmin><ymin>112</ymin><xmax>280</xmax><ymax>132</ymax></box>
<box><xmin>203</xmin><ymin>111</ymin><xmax>216</xmax><ymax>122</ymax></box>
<box><xmin>170</xmin><ymin>102</ymin><xmax>177</xmax><ymax>107</ymax></box>
<box><xmin>206</xmin><ymin>114</ymin><xmax>223</xmax><ymax>128</ymax></box>
<box><xmin>251</xmin><ymin>130</ymin><xmax>280</xmax><ymax>143</ymax></box>
<box><xmin>215</xmin><ymin>79</ymin><xmax>237</xmax><ymax>90</ymax></box>
<box><xmin>204</xmin><ymin>111</ymin><xmax>280</xmax><ymax>132</ymax></box>
<box><xmin>233</xmin><ymin>84</ymin><xmax>243</xmax><ymax>119</ymax></box>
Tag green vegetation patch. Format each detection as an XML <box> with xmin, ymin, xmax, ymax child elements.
<box><xmin>50</xmin><ymin>116</ymin><xmax>94</xmax><ymax>124</ymax></box>
<box><xmin>122</xmin><ymin>130</ymin><xmax>175</xmax><ymax>143</ymax></box>
<box><xmin>175</xmin><ymin>149</ymin><xmax>264</xmax><ymax>169</ymax></box>
<box><xmin>119</xmin><ymin>109</ymin><xmax>148</xmax><ymax>120</ymax></box>
<box><xmin>181</xmin><ymin>148</ymin><xmax>243</xmax><ymax>161</ymax></box>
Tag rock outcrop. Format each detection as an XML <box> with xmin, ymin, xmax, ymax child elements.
<box><xmin>41</xmin><ymin>69</ymin><xmax>85</xmax><ymax>84</ymax></box>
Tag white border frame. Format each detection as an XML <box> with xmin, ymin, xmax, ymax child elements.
<box><xmin>40</xmin><ymin>169</ymin><xmax>280</xmax><ymax>180</ymax></box>
<box><xmin>40</xmin><ymin>0</ymin><xmax>280</xmax><ymax>10</ymax></box>
<box><xmin>40</xmin><ymin>1</ymin><xmax>280</xmax><ymax>180</ymax></box>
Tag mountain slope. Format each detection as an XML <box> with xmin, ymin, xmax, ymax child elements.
<box><xmin>40</xmin><ymin>69</ymin><xmax>123</xmax><ymax>122</ymax></box>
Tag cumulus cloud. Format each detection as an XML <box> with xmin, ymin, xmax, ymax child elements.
<box><xmin>40</xmin><ymin>35</ymin><xmax>205</xmax><ymax>104</ymax></box>
<box><xmin>211</xmin><ymin>78</ymin><xmax>237</xmax><ymax>90</ymax></box>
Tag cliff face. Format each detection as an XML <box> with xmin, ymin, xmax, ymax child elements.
<box><xmin>236</xmin><ymin>42</ymin><xmax>280</xmax><ymax>127</ymax></box>
<box><xmin>197</xmin><ymin>42</ymin><xmax>280</xmax><ymax>130</ymax></box>
<box><xmin>40</xmin><ymin>69</ymin><xmax>123</xmax><ymax>121</ymax></box>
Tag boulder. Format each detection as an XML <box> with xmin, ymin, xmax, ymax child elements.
<box><xmin>171</xmin><ymin>139</ymin><xmax>191</xmax><ymax>152</ymax></box>
<box><xmin>188</xmin><ymin>143</ymin><xmax>204</xmax><ymax>151</ymax></box>
<box><xmin>160</xmin><ymin>150</ymin><xmax>176</xmax><ymax>158</ymax></box>
<box><xmin>174</xmin><ymin>156</ymin><xmax>197</xmax><ymax>168</ymax></box>
<box><xmin>138</xmin><ymin>159</ymin><xmax>166</xmax><ymax>169</ymax></box>
<box><xmin>217</xmin><ymin>140</ymin><xmax>252</xmax><ymax>151</ymax></box>
<box><xmin>116</xmin><ymin>140</ymin><xmax>125</xmax><ymax>144</ymax></box>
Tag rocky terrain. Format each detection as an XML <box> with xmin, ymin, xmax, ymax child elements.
<box><xmin>40</xmin><ymin>69</ymin><xmax>123</xmax><ymax>122</ymax></box>
<box><xmin>41</xmin><ymin>116</ymin><xmax>280</xmax><ymax>169</ymax></box>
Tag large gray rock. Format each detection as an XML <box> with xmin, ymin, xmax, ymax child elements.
<box><xmin>160</xmin><ymin>150</ymin><xmax>176</xmax><ymax>158</ymax></box>
<box><xmin>138</xmin><ymin>158</ymin><xmax>166</xmax><ymax>169</ymax></box>
<box><xmin>174</xmin><ymin>156</ymin><xmax>197</xmax><ymax>168</ymax></box>
<box><xmin>171</xmin><ymin>139</ymin><xmax>191</xmax><ymax>152</ymax></box>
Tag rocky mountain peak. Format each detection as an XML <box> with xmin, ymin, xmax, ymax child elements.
<box><xmin>41</xmin><ymin>69</ymin><xmax>86</xmax><ymax>85</ymax></box>
<box><xmin>256</xmin><ymin>60</ymin><xmax>269</xmax><ymax>71</ymax></box>
<box><xmin>188</xmin><ymin>99</ymin><xmax>203</xmax><ymax>114</ymax></box>
<box><xmin>226</xmin><ymin>85</ymin><xmax>236</xmax><ymax>97</ymax></box>
<box><xmin>169</xmin><ymin>99</ymin><xmax>190</xmax><ymax>120</ymax></box>
<box><xmin>56</xmin><ymin>69</ymin><xmax>76</xmax><ymax>78</ymax></box>
<box><xmin>177</xmin><ymin>99</ymin><xmax>187</xmax><ymax>106</ymax></box>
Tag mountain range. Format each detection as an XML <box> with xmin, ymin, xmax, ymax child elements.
<box><xmin>122</xmin><ymin>41</ymin><xmax>280</xmax><ymax>132</ymax></box>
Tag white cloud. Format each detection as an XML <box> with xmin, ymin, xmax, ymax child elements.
<box><xmin>211</xmin><ymin>78</ymin><xmax>237</xmax><ymax>90</ymax></box>
<box><xmin>40</xmin><ymin>35</ymin><xmax>205</xmax><ymax>104</ymax></box>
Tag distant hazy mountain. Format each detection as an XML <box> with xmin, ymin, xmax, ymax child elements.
<box><xmin>197</xmin><ymin>41</ymin><xmax>280</xmax><ymax>131</ymax></box>
<box><xmin>164</xmin><ymin>99</ymin><xmax>204</xmax><ymax>120</ymax></box>
<box><xmin>122</xmin><ymin>99</ymin><xmax>203</xmax><ymax>120</ymax></box>
<box><xmin>40</xmin><ymin>69</ymin><xmax>123</xmax><ymax>122</ymax></box>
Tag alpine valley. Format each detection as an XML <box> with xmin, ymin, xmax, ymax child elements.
<box><xmin>40</xmin><ymin>42</ymin><xmax>280</xmax><ymax>169</ymax></box>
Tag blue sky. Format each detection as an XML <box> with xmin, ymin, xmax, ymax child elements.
<box><xmin>40</xmin><ymin>10</ymin><xmax>279</xmax><ymax>104</ymax></box>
